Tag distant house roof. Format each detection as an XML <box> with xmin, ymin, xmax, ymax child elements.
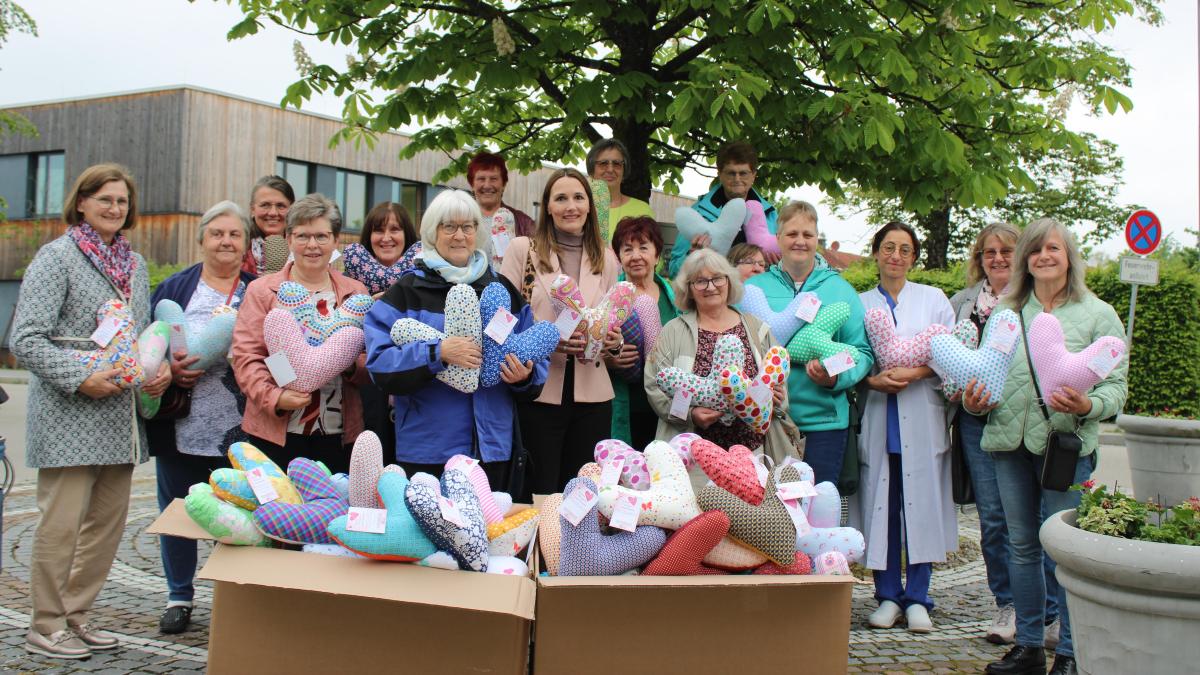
<box><xmin>820</xmin><ymin>241</ymin><xmax>865</xmax><ymax>270</ymax></box>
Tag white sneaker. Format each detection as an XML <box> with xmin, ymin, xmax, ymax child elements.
<box><xmin>906</xmin><ymin>604</ymin><xmax>934</xmax><ymax>633</ymax></box>
<box><xmin>1044</xmin><ymin>616</ymin><xmax>1061</xmax><ymax>650</ymax></box>
<box><xmin>868</xmin><ymin>600</ymin><xmax>903</xmax><ymax>629</ymax></box>
<box><xmin>987</xmin><ymin>604</ymin><xmax>1017</xmax><ymax>644</ymax></box>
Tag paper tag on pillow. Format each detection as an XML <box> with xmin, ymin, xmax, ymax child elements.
<box><xmin>608</xmin><ymin>491</ymin><xmax>641</xmax><ymax>532</ymax></box>
<box><xmin>987</xmin><ymin>320</ymin><xmax>1019</xmax><ymax>354</ymax></box>
<box><xmin>168</xmin><ymin>324</ymin><xmax>188</xmax><ymax>358</ymax></box>
<box><xmin>345</xmin><ymin>507</ymin><xmax>387</xmax><ymax>534</ymax></box>
<box><xmin>748</xmin><ymin>378</ymin><xmax>772</xmax><ymax>409</ymax></box>
<box><xmin>265</xmin><ymin>352</ymin><xmax>297</xmax><ymax>388</ymax></box>
<box><xmin>776</xmin><ymin>480</ymin><xmax>819</xmax><ymax>501</ymax></box>
<box><xmin>794</xmin><ymin>293</ymin><xmax>821</xmax><ymax>323</ymax></box>
<box><xmin>559</xmin><ymin>485</ymin><xmax>598</xmax><ymax>526</ymax></box>
<box><xmin>438</xmin><ymin>497</ymin><xmax>467</xmax><ymax>528</ymax></box>
<box><xmin>600</xmin><ymin>459</ymin><xmax>622</xmax><ymax>487</ymax></box>
<box><xmin>484</xmin><ymin>307</ymin><xmax>518</xmax><ymax>345</ymax></box>
<box><xmin>493</xmin><ymin>231</ymin><xmax>511</xmax><ymax>257</ymax></box>
<box><xmin>246</xmin><ymin>467</ymin><xmax>280</xmax><ymax>505</ymax></box>
<box><xmin>554</xmin><ymin>309</ymin><xmax>583</xmax><ymax>340</ymax></box>
<box><xmin>822</xmin><ymin>350</ymin><xmax>855</xmax><ymax>377</ymax></box>
<box><xmin>90</xmin><ymin>316</ymin><xmax>124</xmax><ymax>347</ymax></box>
<box><xmin>1087</xmin><ymin>347</ymin><xmax>1122</xmax><ymax>379</ymax></box>
<box><xmin>782</xmin><ymin>498</ymin><xmax>812</xmax><ymax>537</ymax></box>
<box><xmin>669</xmin><ymin>389</ymin><xmax>693</xmax><ymax>420</ymax></box>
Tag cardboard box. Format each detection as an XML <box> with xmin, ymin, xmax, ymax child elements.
<box><xmin>149</xmin><ymin>499</ymin><xmax>535</xmax><ymax>675</ymax></box>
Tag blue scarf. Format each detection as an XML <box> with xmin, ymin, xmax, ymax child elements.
<box><xmin>421</xmin><ymin>247</ymin><xmax>489</xmax><ymax>284</ymax></box>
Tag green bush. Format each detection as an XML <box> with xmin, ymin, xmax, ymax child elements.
<box><xmin>839</xmin><ymin>260</ymin><xmax>967</xmax><ymax>298</ymax></box>
<box><xmin>148</xmin><ymin>262</ymin><xmax>188</xmax><ymax>293</ymax></box>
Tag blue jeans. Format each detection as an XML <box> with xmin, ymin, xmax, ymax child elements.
<box><xmin>156</xmin><ymin>452</ymin><xmax>227</xmax><ymax>603</ymax></box>
<box><xmin>803</xmin><ymin>427</ymin><xmax>848</xmax><ymax>487</ymax></box>
<box><xmin>959</xmin><ymin>413</ymin><xmax>1059</xmax><ymax>617</ymax></box>
<box><xmin>991</xmin><ymin>447</ymin><xmax>1095</xmax><ymax>656</ymax></box>
<box><xmin>873</xmin><ymin>453</ymin><xmax>933</xmax><ymax>610</ymax></box>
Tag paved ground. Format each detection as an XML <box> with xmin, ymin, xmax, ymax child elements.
<box><xmin>0</xmin><ymin>374</ymin><xmax>1133</xmax><ymax>673</ymax></box>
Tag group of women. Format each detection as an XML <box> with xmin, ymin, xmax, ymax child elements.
<box><xmin>12</xmin><ymin>145</ymin><xmax>1126</xmax><ymax>675</ymax></box>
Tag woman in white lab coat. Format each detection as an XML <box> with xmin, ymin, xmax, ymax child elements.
<box><xmin>857</xmin><ymin>222</ymin><xmax>957</xmax><ymax>634</ymax></box>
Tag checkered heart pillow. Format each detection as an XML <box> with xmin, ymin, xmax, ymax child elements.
<box><xmin>616</xmin><ymin>294</ymin><xmax>662</xmax><ymax>381</ymax></box>
<box><xmin>390</xmin><ymin>283</ymin><xmax>481</xmax><ymax>393</ymax></box>
<box><xmin>549</xmin><ymin>276</ymin><xmax>636</xmax><ymax>362</ymax></box>
<box><xmin>643</xmin><ymin>510</ymin><xmax>731</xmax><ymax>576</ymax></box>
<box><xmin>590</xmin><ymin>179</ymin><xmax>611</xmax><ymax>241</ymax></box>
<box><xmin>739</xmin><ymin>285</ymin><xmax>817</xmax><ymax>345</ymax></box>
<box><xmin>593</xmin><ymin>440</ymin><xmax>650</xmax><ymax>491</ymax></box>
<box><xmin>254</xmin><ymin>458</ymin><xmax>349</xmax><ymax>545</ymax></box>
<box><xmin>276</xmin><ymin>281</ymin><xmax>374</xmax><ymax>346</ymax></box>
<box><xmin>721</xmin><ymin>345</ymin><xmax>790</xmax><ymax>435</ymax></box>
<box><xmin>598</xmin><ymin>440</ymin><xmax>702</xmax><ymax>530</ymax></box>
<box><xmin>864</xmin><ymin>308</ymin><xmax>951</xmax><ymax>371</ymax></box>
<box><xmin>405</xmin><ymin>469</ymin><xmax>490</xmax><ymax>572</ymax></box>
<box><xmin>559</xmin><ymin>477</ymin><xmax>668</xmax><ymax>576</ymax></box>
<box><xmin>264</xmin><ymin>308</ymin><xmax>364</xmax><ymax>393</ymax></box>
<box><xmin>445</xmin><ymin>454</ymin><xmax>505</xmax><ymax>524</ymax></box>
<box><xmin>938</xmin><ymin>320</ymin><xmax>980</xmax><ymax>397</ymax></box>
<box><xmin>184</xmin><ymin>483</ymin><xmax>269</xmax><ymax>547</ymax></box>
<box><xmin>209</xmin><ymin>442</ymin><xmax>303</xmax><ymax>511</ymax></box>
<box><xmin>693</xmin><ymin>440</ymin><xmax>763</xmax><ymax>505</ymax></box>
<box><xmin>656</xmin><ymin>333</ymin><xmax>746</xmax><ymax>423</ymax></box>
<box><xmin>72</xmin><ymin>299</ymin><xmax>146</xmax><ymax>387</ymax></box>
<box><xmin>786</xmin><ymin>301</ymin><xmax>860</xmax><ymax>368</ymax></box>
<box><xmin>930</xmin><ymin>308</ymin><xmax>1020</xmax><ymax>402</ymax></box>
<box><xmin>1028</xmin><ymin>311</ymin><xmax>1126</xmax><ymax>397</ymax></box>
<box><xmin>538</xmin><ymin>493</ymin><xmax>565</xmax><ymax>575</ymax></box>
<box><xmin>260</xmin><ymin>235</ymin><xmax>290</xmax><ymax>274</ymax></box>
<box><xmin>342</xmin><ymin>242</ymin><xmax>407</xmax><ymax>296</ymax></box>
<box><xmin>487</xmin><ymin>507</ymin><xmax>539</xmax><ymax>557</ymax></box>
<box><xmin>698</xmin><ymin>463</ymin><xmax>800</xmax><ymax>566</ymax></box>
<box><xmin>478</xmin><ymin>282</ymin><xmax>558</xmax><ymax>388</ymax></box>
<box><xmin>155</xmin><ymin>299</ymin><xmax>239</xmax><ymax>370</ymax></box>
<box><xmin>674</xmin><ymin>199</ymin><xmax>746</xmax><ymax>255</ymax></box>
<box><xmin>327</xmin><ymin>472</ymin><xmax>437</xmax><ymax>562</ymax></box>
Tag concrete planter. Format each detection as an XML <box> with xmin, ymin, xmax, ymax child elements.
<box><xmin>1117</xmin><ymin>414</ymin><xmax>1200</xmax><ymax>508</ymax></box>
<box><xmin>1040</xmin><ymin>510</ymin><xmax>1200</xmax><ymax>675</ymax></box>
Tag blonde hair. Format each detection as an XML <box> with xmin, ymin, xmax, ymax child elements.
<box><xmin>966</xmin><ymin>222</ymin><xmax>1020</xmax><ymax>285</ymax></box>
<box><xmin>1004</xmin><ymin>218</ymin><xmax>1090</xmax><ymax>309</ymax></box>
<box><xmin>776</xmin><ymin>200</ymin><xmax>819</xmax><ymax>230</ymax></box>
<box><xmin>672</xmin><ymin>248</ymin><xmax>745</xmax><ymax>311</ymax></box>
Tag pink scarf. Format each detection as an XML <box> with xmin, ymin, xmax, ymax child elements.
<box><xmin>68</xmin><ymin>223</ymin><xmax>135</xmax><ymax>298</ymax></box>
<box><xmin>974</xmin><ymin>279</ymin><xmax>1002</xmax><ymax>322</ymax></box>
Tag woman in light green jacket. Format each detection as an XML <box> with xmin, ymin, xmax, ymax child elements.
<box><xmin>964</xmin><ymin>218</ymin><xmax>1127</xmax><ymax>675</ymax></box>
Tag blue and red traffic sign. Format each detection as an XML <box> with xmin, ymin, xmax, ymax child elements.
<box><xmin>1125</xmin><ymin>210</ymin><xmax>1161</xmax><ymax>255</ymax></box>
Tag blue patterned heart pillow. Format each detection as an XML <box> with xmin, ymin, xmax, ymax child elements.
<box><xmin>389</xmin><ymin>283</ymin><xmax>481</xmax><ymax>393</ymax></box>
<box><xmin>155</xmin><ymin>299</ymin><xmax>239</xmax><ymax>370</ymax></box>
<box><xmin>326</xmin><ymin>472</ymin><xmax>437</xmax><ymax>562</ymax></box>
<box><xmin>405</xmin><ymin>469</ymin><xmax>490</xmax><ymax>572</ymax></box>
<box><xmin>739</xmin><ymin>284</ymin><xmax>816</xmax><ymax>345</ymax></box>
<box><xmin>558</xmin><ymin>477</ymin><xmax>668</xmax><ymax>576</ymax></box>
<box><xmin>276</xmin><ymin>281</ymin><xmax>374</xmax><ymax>346</ymax></box>
<box><xmin>478</xmin><ymin>282</ymin><xmax>558</xmax><ymax>388</ymax></box>
<box><xmin>930</xmin><ymin>308</ymin><xmax>1019</xmax><ymax>402</ymax></box>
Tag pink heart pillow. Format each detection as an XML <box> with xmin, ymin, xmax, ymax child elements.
<box><xmin>864</xmin><ymin>307</ymin><xmax>951</xmax><ymax>371</ymax></box>
<box><xmin>1027</xmin><ymin>312</ymin><xmax>1126</xmax><ymax>396</ymax></box>
<box><xmin>593</xmin><ymin>440</ymin><xmax>651</xmax><ymax>491</ymax></box>
<box><xmin>668</xmin><ymin>432</ymin><xmax>701</xmax><ymax>470</ymax></box>
<box><xmin>692</xmin><ymin>440</ymin><xmax>763</xmax><ymax>505</ymax></box>
<box><xmin>814</xmin><ymin>551</ymin><xmax>852</xmax><ymax>576</ymax></box>
<box><xmin>446</xmin><ymin>454</ymin><xmax>505</xmax><ymax>524</ymax></box>
<box><xmin>753</xmin><ymin>551</ymin><xmax>812</xmax><ymax>575</ymax></box>
<box><xmin>549</xmin><ymin>276</ymin><xmax>636</xmax><ymax>362</ymax></box>
<box><xmin>263</xmin><ymin>308</ymin><xmax>364</xmax><ymax>393</ymax></box>
<box><xmin>742</xmin><ymin>200</ymin><xmax>780</xmax><ymax>255</ymax></box>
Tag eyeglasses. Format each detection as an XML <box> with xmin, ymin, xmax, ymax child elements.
<box><xmin>291</xmin><ymin>232</ymin><xmax>334</xmax><ymax>245</ymax></box>
<box><xmin>736</xmin><ymin>258</ymin><xmax>766</xmax><ymax>269</ymax></box>
<box><xmin>90</xmin><ymin>196</ymin><xmax>130</xmax><ymax>211</ymax></box>
<box><xmin>690</xmin><ymin>275</ymin><xmax>729</xmax><ymax>290</ymax></box>
<box><xmin>596</xmin><ymin>159</ymin><xmax>625</xmax><ymax>168</ymax></box>
<box><xmin>721</xmin><ymin>169</ymin><xmax>754</xmax><ymax>180</ymax></box>
<box><xmin>255</xmin><ymin>201</ymin><xmax>290</xmax><ymax>213</ymax></box>
<box><xmin>880</xmin><ymin>243</ymin><xmax>914</xmax><ymax>259</ymax></box>
<box><xmin>439</xmin><ymin>221</ymin><xmax>477</xmax><ymax>235</ymax></box>
<box><xmin>982</xmin><ymin>247</ymin><xmax>1014</xmax><ymax>260</ymax></box>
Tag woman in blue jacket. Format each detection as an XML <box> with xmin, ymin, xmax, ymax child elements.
<box><xmin>363</xmin><ymin>190</ymin><xmax>548</xmax><ymax>492</ymax></box>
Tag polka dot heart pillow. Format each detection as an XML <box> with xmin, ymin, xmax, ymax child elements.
<box><xmin>929</xmin><ymin>308</ymin><xmax>1020</xmax><ymax>400</ymax></box>
<box><xmin>389</xmin><ymin>283</ymin><xmax>481</xmax><ymax>393</ymax></box>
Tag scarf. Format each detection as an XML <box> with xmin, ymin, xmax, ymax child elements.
<box><xmin>68</xmin><ymin>223</ymin><xmax>134</xmax><ymax>298</ymax></box>
<box><xmin>421</xmin><ymin>247</ymin><xmax>489</xmax><ymax>284</ymax></box>
<box><xmin>974</xmin><ymin>279</ymin><xmax>1002</xmax><ymax>322</ymax></box>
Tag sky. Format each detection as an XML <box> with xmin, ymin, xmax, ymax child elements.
<box><xmin>0</xmin><ymin>0</ymin><xmax>1195</xmax><ymax>259</ymax></box>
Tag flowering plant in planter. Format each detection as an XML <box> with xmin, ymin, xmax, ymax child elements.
<box><xmin>1073</xmin><ymin>480</ymin><xmax>1200</xmax><ymax>546</ymax></box>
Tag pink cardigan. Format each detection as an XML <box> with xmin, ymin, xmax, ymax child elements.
<box><xmin>231</xmin><ymin>262</ymin><xmax>370</xmax><ymax>446</ymax></box>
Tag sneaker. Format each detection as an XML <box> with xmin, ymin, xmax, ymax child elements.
<box><xmin>1044</xmin><ymin>616</ymin><xmax>1061</xmax><ymax>650</ymax></box>
<box><xmin>987</xmin><ymin>604</ymin><xmax>1017</xmax><ymax>644</ymax></box>
<box><xmin>70</xmin><ymin>623</ymin><xmax>120</xmax><ymax>650</ymax></box>
<box><xmin>906</xmin><ymin>604</ymin><xmax>933</xmax><ymax>633</ymax></box>
<box><xmin>24</xmin><ymin>629</ymin><xmax>91</xmax><ymax>660</ymax></box>
<box><xmin>868</xmin><ymin>600</ymin><xmax>903</xmax><ymax>629</ymax></box>
<box><xmin>159</xmin><ymin>605</ymin><xmax>192</xmax><ymax>634</ymax></box>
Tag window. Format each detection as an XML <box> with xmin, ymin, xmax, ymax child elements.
<box><xmin>31</xmin><ymin>153</ymin><xmax>65</xmax><ymax>217</ymax></box>
<box><xmin>275</xmin><ymin>159</ymin><xmax>311</xmax><ymax>197</ymax></box>
<box><xmin>388</xmin><ymin>180</ymin><xmax>422</xmax><ymax>224</ymax></box>
<box><xmin>335</xmin><ymin>169</ymin><xmax>368</xmax><ymax>232</ymax></box>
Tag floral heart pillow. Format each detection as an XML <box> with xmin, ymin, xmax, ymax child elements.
<box><xmin>559</xmin><ymin>477</ymin><xmax>668</xmax><ymax>576</ymax></box>
<box><xmin>155</xmin><ymin>299</ymin><xmax>239</xmax><ymax>370</ymax></box>
<box><xmin>742</xmin><ymin>200</ymin><xmax>779</xmax><ymax>255</ymax></box>
<box><xmin>405</xmin><ymin>469</ymin><xmax>490</xmax><ymax>572</ymax></box>
<box><xmin>487</xmin><ymin>507</ymin><xmax>539</xmax><ymax>557</ymax></box>
<box><xmin>1028</xmin><ymin>311</ymin><xmax>1126</xmax><ymax>397</ymax></box>
<box><xmin>342</xmin><ymin>242</ymin><xmax>407</xmax><ymax>295</ymax></box>
<box><xmin>264</xmin><ymin>308</ymin><xmax>364</xmax><ymax>393</ymax></box>
<box><xmin>673</xmin><ymin>199</ymin><xmax>746</xmax><ymax>255</ymax></box>
<box><xmin>135</xmin><ymin>320</ymin><xmax>172</xmax><ymax>417</ymax></box>
<box><xmin>864</xmin><ymin>308</ymin><xmax>951</xmax><ymax>371</ymax></box>
<box><xmin>593</xmin><ymin>440</ymin><xmax>650</xmax><ymax>491</ymax></box>
<box><xmin>184</xmin><ymin>483</ymin><xmax>269</xmax><ymax>547</ymax></box>
<box><xmin>721</xmin><ymin>345</ymin><xmax>790</xmax><ymax>434</ymax></box>
<box><xmin>786</xmin><ymin>301</ymin><xmax>860</xmax><ymax>367</ymax></box>
<box><xmin>643</xmin><ymin>510</ymin><xmax>730</xmax><ymax>576</ymax></box>
<box><xmin>797</xmin><ymin>526</ymin><xmax>865</xmax><ymax>565</ymax></box>
<box><xmin>389</xmin><ymin>283</ymin><xmax>481</xmax><ymax>393</ymax></box>
<box><xmin>276</xmin><ymin>281</ymin><xmax>374</xmax><ymax>346</ymax></box>
<box><xmin>209</xmin><ymin>442</ymin><xmax>303</xmax><ymax>511</ymax></box>
<box><xmin>590</xmin><ymin>179</ymin><xmax>612</xmax><ymax>242</ymax></box>
<box><xmin>930</xmin><ymin>308</ymin><xmax>1020</xmax><ymax>401</ymax></box>
<box><xmin>598</xmin><ymin>440</ymin><xmax>702</xmax><ymax>530</ymax></box>
<box><xmin>616</xmin><ymin>294</ymin><xmax>662</xmax><ymax>381</ymax></box>
<box><xmin>693</xmin><ymin>440</ymin><xmax>763</xmax><ymax>505</ymax></box>
<box><xmin>698</xmin><ymin>463</ymin><xmax>800</xmax><ymax>566</ymax></box>
<box><xmin>73</xmin><ymin>299</ymin><xmax>146</xmax><ymax>387</ymax></box>
<box><xmin>739</xmin><ymin>285</ymin><xmax>816</xmax><ymax>346</ymax></box>
<box><xmin>478</xmin><ymin>282</ymin><xmax>558</xmax><ymax>388</ymax></box>
<box><xmin>254</xmin><ymin>458</ymin><xmax>349</xmax><ymax>545</ymax></box>
<box><xmin>326</xmin><ymin>472</ymin><xmax>437</xmax><ymax>562</ymax></box>
<box><xmin>549</xmin><ymin>276</ymin><xmax>636</xmax><ymax>362</ymax></box>
<box><xmin>813</xmin><ymin>550</ymin><xmax>853</xmax><ymax>575</ymax></box>
<box><xmin>656</xmin><ymin>333</ymin><xmax>746</xmax><ymax>422</ymax></box>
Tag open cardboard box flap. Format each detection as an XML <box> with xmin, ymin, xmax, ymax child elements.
<box><xmin>148</xmin><ymin>498</ymin><xmax>535</xmax><ymax>620</ymax></box>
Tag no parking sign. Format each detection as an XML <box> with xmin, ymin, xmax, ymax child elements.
<box><xmin>1125</xmin><ymin>209</ymin><xmax>1162</xmax><ymax>255</ymax></box>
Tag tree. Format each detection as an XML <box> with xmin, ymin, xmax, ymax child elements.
<box><xmin>0</xmin><ymin>1</ymin><xmax>37</xmax><ymax>220</ymax></box>
<box><xmin>222</xmin><ymin>0</ymin><xmax>1160</xmax><ymax>233</ymax></box>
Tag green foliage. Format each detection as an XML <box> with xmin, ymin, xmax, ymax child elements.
<box><xmin>1087</xmin><ymin>260</ymin><xmax>1200</xmax><ymax>418</ymax></box>
<box><xmin>0</xmin><ymin>1</ymin><xmax>38</xmax><ymax>221</ymax></box>
<box><xmin>1075</xmin><ymin>482</ymin><xmax>1200</xmax><ymax>546</ymax></box>
<box><xmin>1141</xmin><ymin>498</ymin><xmax>1200</xmax><ymax>546</ymax></box>
<box><xmin>839</xmin><ymin>259</ymin><xmax>967</xmax><ymax>298</ymax></box>
<box><xmin>148</xmin><ymin>262</ymin><xmax>187</xmax><ymax>293</ymax></box>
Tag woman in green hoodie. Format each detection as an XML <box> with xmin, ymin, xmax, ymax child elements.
<box><xmin>744</xmin><ymin>201</ymin><xmax>874</xmax><ymax>485</ymax></box>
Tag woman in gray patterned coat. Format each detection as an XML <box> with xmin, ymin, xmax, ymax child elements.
<box><xmin>10</xmin><ymin>164</ymin><xmax>171</xmax><ymax>660</ymax></box>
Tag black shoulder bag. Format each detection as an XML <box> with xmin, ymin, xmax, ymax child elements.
<box><xmin>1019</xmin><ymin>312</ymin><xmax>1082</xmax><ymax>492</ymax></box>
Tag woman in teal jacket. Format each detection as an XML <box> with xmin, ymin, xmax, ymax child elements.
<box><xmin>744</xmin><ymin>201</ymin><xmax>873</xmax><ymax>485</ymax></box>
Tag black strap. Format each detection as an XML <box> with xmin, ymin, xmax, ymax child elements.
<box><xmin>1018</xmin><ymin>310</ymin><xmax>1052</xmax><ymax>422</ymax></box>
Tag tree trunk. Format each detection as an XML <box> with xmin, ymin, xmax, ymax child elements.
<box><xmin>919</xmin><ymin>205</ymin><xmax>952</xmax><ymax>269</ymax></box>
<box><xmin>613</xmin><ymin>121</ymin><xmax>654</xmax><ymax>202</ymax></box>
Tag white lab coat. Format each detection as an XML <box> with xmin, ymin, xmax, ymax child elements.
<box><xmin>857</xmin><ymin>282</ymin><xmax>958</xmax><ymax>570</ymax></box>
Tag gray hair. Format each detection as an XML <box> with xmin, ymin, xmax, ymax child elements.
<box><xmin>196</xmin><ymin>200</ymin><xmax>251</xmax><ymax>244</ymax></box>
<box><xmin>286</xmin><ymin>193</ymin><xmax>342</xmax><ymax>236</ymax></box>
<box><xmin>420</xmin><ymin>189</ymin><xmax>493</xmax><ymax>254</ymax></box>
<box><xmin>672</xmin><ymin>248</ymin><xmax>745</xmax><ymax>312</ymax></box>
<box><xmin>586</xmin><ymin>139</ymin><xmax>631</xmax><ymax>177</ymax></box>
<box><xmin>1004</xmin><ymin>218</ymin><xmax>1090</xmax><ymax>309</ymax></box>
<box><xmin>966</xmin><ymin>221</ymin><xmax>1021</xmax><ymax>285</ymax></box>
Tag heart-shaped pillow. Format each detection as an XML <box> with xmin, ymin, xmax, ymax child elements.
<box><xmin>674</xmin><ymin>199</ymin><xmax>746</xmax><ymax>255</ymax></box>
<box><xmin>209</xmin><ymin>442</ymin><xmax>303</xmax><ymax>511</ymax></box>
<box><xmin>478</xmin><ymin>282</ymin><xmax>559</xmax><ymax>388</ymax></box>
<box><xmin>260</xmin><ymin>235</ymin><xmax>290</xmax><ymax>274</ymax></box>
<box><xmin>445</xmin><ymin>454</ymin><xmax>505</xmax><ymax>524</ymax></box>
<box><xmin>592</xmin><ymin>440</ymin><xmax>651</xmax><ymax>491</ymax></box>
<box><xmin>616</xmin><ymin>294</ymin><xmax>662</xmax><ymax>381</ymax></box>
<box><xmin>938</xmin><ymin>320</ymin><xmax>980</xmax><ymax>397</ymax></box>
<box><xmin>537</xmin><ymin>492</ymin><xmax>565</xmax><ymax>575</ymax></box>
<box><xmin>813</xmin><ymin>550</ymin><xmax>853</xmax><ymax>575</ymax></box>
<box><xmin>741</xmin><ymin>201</ymin><xmax>780</xmax><ymax>255</ymax></box>
<box><xmin>798</xmin><ymin>526</ymin><xmax>865</xmax><ymax>565</ymax></box>
<box><xmin>341</xmin><ymin>242</ymin><xmax>409</xmax><ymax>295</ymax></box>
<box><xmin>486</xmin><ymin>556</ymin><xmax>530</xmax><ymax>577</ymax></box>
<box><xmin>154</xmin><ymin>300</ymin><xmax>239</xmax><ymax>370</ymax></box>
<box><xmin>655</xmin><ymin>333</ymin><xmax>747</xmax><ymax>422</ymax></box>
<box><xmin>786</xmin><ymin>301</ymin><xmax>860</xmax><ymax>367</ymax></box>
<box><xmin>549</xmin><ymin>276</ymin><xmax>636</xmax><ymax>362</ymax></box>
<box><xmin>1027</xmin><ymin>311</ymin><xmax>1126</xmax><ymax>397</ymax></box>
<box><xmin>327</xmin><ymin>472</ymin><xmax>438</xmax><ymax>562</ymax></box>
<box><xmin>753</xmin><ymin>551</ymin><xmax>812</xmax><ymax>575</ymax></box>
<box><xmin>864</xmin><ymin>307</ymin><xmax>951</xmax><ymax>371</ymax></box>
<box><xmin>389</xmin><ymin>283</ymin><xmax>481</xmax><ymax>393</ymax></box>
<box><xmin>804</xmin><ymin>481</ymin><xmax>841</xmax><ymax>528</ymax></box>
<box><xmin>590</xmin><ymin>179</ymin><xmax>612</xmax><ymax>242</ymax></box>
<box><xmin>264</xmin><ymin>308</ymin><xmax>364</xmax><ymax>393</ymax></box>
<box><xmin>73</xmin><ymin>300</ymin><xmax>146</xmax><ymax>387</ymax></box>
<box><xmin>598</xmin><ymin>440</ymin><xmax>702</xmax><ymax>530</ymax></box>
<box><xmin>184</xmin><ymin>483</ymin><xmax>269</xmax><ymax>547</ymax></box>
<box><xmin>135</xmin><ymin>320</ymin><xmax>172</xmax><ymax>417</ymax></box>
<box><xmin>276</xmin><ymin>281</ymin><xmax>375</xmax><ymax>346</ymax></box>
<box><xmin>487</xmin><ymin>507</ymin><xmax>539</xmax><ymax>557</ymax></box>
<box><xmin>667</xmin><ymin>432</ymin><xmax>701</xmax><ymax>470</ymax></box>
<box><xmin>698</xmin><ymin>463</ymin><xmax>800</xmax><ymax>566</ymax></box>
<box><xmin>348</xmin><ymin>431</ymin><xmax>390</xmax><ymax>508</ymax></box>
<box><xmin>254</xmin><ymin>458</ymin><xmax>350</xmax><ymax>545</ymax></box>
<box><xmin>642</xmin><ymin>510</ymin><xmax>731</xmax><ymax>576</ymax></box>
<box><xmin>702</xmin><ymin>536</ymin><xmax>770</xmax><ymax>570</ymax></box>
<box><xmin>405</xmin><ymin>469</ymin><xmax>490</xmax><ymax>572</ymax></box>
<box><xmin>559</xmin><ymin>477</ymin><xmax>668</xmax><ymax>576</ymax></box>
<box><xmin>930</xmin><ymin>308</ymin><xmax>1020</xmax><ymax>401</ymax></box>
<box><xmin>721</xmin><ymin>345</ymin><xmax>790</xmax><ymax>434</ymax></box>
<box><xmin>692</xmin><ymin>440</ymin><xmax>763</xmax><ymax>505</ymax></box>
<box><xmin>739</xmin><ymin>285</ymin><xmax>817</xmax><ymax>345</ymax></box>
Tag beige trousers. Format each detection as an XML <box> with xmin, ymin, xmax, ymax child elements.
<box><xmin>30</xmin><ymin>463</ymin><xmax>134</xmax><ymax>635</ymax></box>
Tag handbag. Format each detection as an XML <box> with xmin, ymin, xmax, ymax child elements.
<box><xmin>1019</xmin><ymin>312</ymin><xmax>1082</xmax><ymax>491</ymax></box>
<box><xmin>151</xmin><ymin>385</ymin><xmax>192</xmax><ymax>421</ymax></box>
<box><xmin>949</xmin><ymin>409</ymin><xmax>974</xmax><ymax>505</ymax></box>
<box><xmin>837</xmin><ymin>387</ymin><xmax>862</xmax><ymax>497</ymax></box>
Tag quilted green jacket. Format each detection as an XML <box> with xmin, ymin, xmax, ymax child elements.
<box><xmin>977</xmin><ymin>292</ymin><xmax>1128</xmax><ymax>456</ymax></box>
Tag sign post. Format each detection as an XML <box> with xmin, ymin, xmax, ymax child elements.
<box><xmin>1122</xmin><ymin>210</ymin><xmax>1162</xmax><ymax>346</ymax></box>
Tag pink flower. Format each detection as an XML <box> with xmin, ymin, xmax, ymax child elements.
<box><xmin>1081</xmin><ymin>479</ymin><xmax>1096</xmax><ymax>490</ymax></box>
